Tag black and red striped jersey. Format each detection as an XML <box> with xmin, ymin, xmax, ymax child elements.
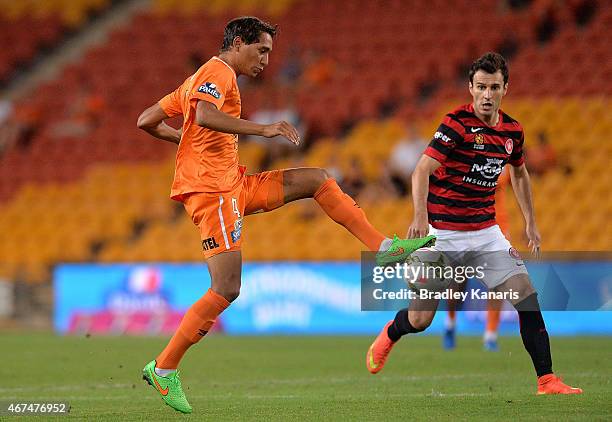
<box><xmin>424</xmin><ymin>103</ymin><xmax>524</xmax><ymax>231</ymax></box>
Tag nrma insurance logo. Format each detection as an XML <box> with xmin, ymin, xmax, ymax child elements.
<box><xmin>105</xmin><ymin>267</ymin><xmax>170</xmax><ymax>312</ymax></box>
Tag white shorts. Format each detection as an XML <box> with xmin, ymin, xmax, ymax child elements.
<box><xmin>428</xmin><ymin>224</ymin><xmax>528</xmax><ymax>289</ymax></box>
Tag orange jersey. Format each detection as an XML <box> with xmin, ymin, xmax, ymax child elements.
<box><xmin>159</xmin><ymin>56</ymin><xmax>244</xmax><ymax>200</ymax></box>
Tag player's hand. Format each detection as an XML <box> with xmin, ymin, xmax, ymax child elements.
<box><xmin>407</xmin><ymin>213</ymin><xmax>429</xmax><ymax>239</ymax></box>
<box><xmin>262</xmin><ymin>121</ymin><xmax>300</xmax><ymax>145</ymax></box>
<box><xmin>526</xmin><ymin>222</ymin><xmax>541</xmax><ymax>258</ymax></box>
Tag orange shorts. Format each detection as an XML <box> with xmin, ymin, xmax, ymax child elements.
<box><xmin>182</xmin><ymin>170</ymin><xmax>284</xmax><ymax>259</ymax></box>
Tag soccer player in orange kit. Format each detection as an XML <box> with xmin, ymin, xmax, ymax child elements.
<box><xmin>136</xmin><ymin>17</ymin><xmax>434</xmax><ymax>413</ymax></box>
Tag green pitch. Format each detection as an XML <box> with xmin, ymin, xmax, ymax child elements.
<box><xmin>2</xmin><ymin>334</ymin><xmax>610</xmax><ymax>420</ymax></box>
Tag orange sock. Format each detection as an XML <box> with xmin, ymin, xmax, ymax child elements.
<box><xmin>447</xmin><ymin>308</ymin><xmax>456</xmax><ymax>325</ymax></box>
<box><xmin>156</xmin><ymin>288</ymin><xmax>229</xmax><ymax>369</ymax></box>
<box><xmin>486</xmin><ymin>299</ymin><xmax>502</xmax><ymax>333</ymax></box>
<box><xmin>314</xmin><ymin>178</ymin><xmax>385</xmax><ymax>251</ymax></box>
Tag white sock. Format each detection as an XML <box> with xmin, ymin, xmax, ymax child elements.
<box><xmin>483</xmin><ymin>330</ymin><xmax>497</xmax><ymax>342</ymax></box>
<box><xmin>445</xmin><ymin>316</ymin><xmax>455</xmax><ymax>330</ymax></box>
<box><xmin>378</xmin><ymin>237</ymin><xmax>393</xmax><ymax>252</ymax></box>
<box><xmin>155</xmin><ymin>367</ymin><xmax>176</xmax><ymax>377</ymax></box>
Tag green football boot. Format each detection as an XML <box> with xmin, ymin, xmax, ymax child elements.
<box><xmin>375</xmin><ymin>235</ymin><xmax>437</xmax><ymax>266</ymax></box>
<box><xmin>142</xmin><ymin>360</ymin><xmax>192</xmax><ymax>414</ymax></box>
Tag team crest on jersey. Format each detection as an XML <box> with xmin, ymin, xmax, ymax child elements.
<box><xmin>198</xmin><ymin>82</ymin><xmax>221</xmax><ymax>99</ymax></box>
<box><xmin>505</xmin><ymin>138</ymin><xmax>514</xmax><ymax>154</ymax></box>
<box><xmin>474</xmin><ymin>134</ymin><xmax>485</xmax><ymax>150</ymax></box>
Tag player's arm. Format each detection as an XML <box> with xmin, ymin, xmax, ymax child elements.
<box><xmin>407</xmin><ymin>155</ymin><xmax>441</xmax><ymax>238</ymax></box>
<box><xmin>509</xmin><ymin>163</ymin><xmax>541</xmax><ymax>256</ymax></box>
<box><xmin>137</xmin><ymin>103</ymin><xmax>182</xmax><ymax>144</ymax></box>
<box><xmin>196</xmin><ymin>100</ymin><xmax>299</xmax><ymax>145</ymax></box>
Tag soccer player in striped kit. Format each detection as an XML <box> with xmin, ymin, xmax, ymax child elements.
<box><xmin>367</xmin><ymin>52</ymin><xmax>581</xmax><ymax>395</ymax></box>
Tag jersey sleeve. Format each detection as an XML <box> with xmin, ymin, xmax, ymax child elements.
<box><xmin>424</xmin><ymin>114</ymin><xmax>464</xmax><ymax>164</ymax></box>
<box><xmin>189</xmin><ymin>67</ymin><xmax>233</xmax><ymax>110</ymax></box>
<box><xmin>158</xmin><ymin>86</ymin><xmax>183</xmax><ymax>117</ymax></box>
<box><xmin>509</xmin><ymin>128</ymin><xmax>525</xmax><ymax>167</ymax></box>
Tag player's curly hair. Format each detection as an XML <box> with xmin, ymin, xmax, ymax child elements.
<box><xmin>469</xmin><ymin>52</ymin><xmax>509</xmax><ymax>85</ymax></box>
<box><xmin>221</xmin><ymin>16</ymin><xmax>277</xmax><ymax>52</ymax></box>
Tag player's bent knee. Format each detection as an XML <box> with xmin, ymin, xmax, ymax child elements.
<box><xmin>310</xmin><ymin>168</ymin><xmax>330</xmax><ymax>189</ymax></box>
<box><xmin>211</xmin><ymin>275</ymin><xmax>241</xmax><ymax>302</ymax></box>
<box><xmin>408</xmin><ymin>312</ymin><xmax>433</xmax><ymax>331</ymax></box>
<box><xmin>283</xmin><ymin>167</ymin><xmax>331</xmax><ymax>201</ymax></box>
<box><xmin>495</xmin><ymin>273</ymin><xmax>536</xmax><ymax>305</ymax></box>
<box><xmin>515</xmin><ymin>284</ymin><xmax>536</xmax><ymax>303</ymax></box>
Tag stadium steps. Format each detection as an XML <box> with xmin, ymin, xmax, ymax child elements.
<box><xmin>0</xmin><ymin>0</ymin><xmax>120</xmax><ymax>88</ymax></box>
<box><xmin>2</xmin><ymin>0</ymin><xmax>150</xmax><ymax>100</ymax></box>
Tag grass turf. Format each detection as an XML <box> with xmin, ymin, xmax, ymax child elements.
<box><xmin>1</xmin><ymin>334</ymin><xmax>610</xmax><ymax>420</ymax></box>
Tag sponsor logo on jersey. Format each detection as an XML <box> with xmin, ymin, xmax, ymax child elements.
<box><xmin>462</xmin><ymin>176</ymin><xmax>498</xmax><ymax>188</ymax></box>
<box><xmin>434</xmin><ymin>131</ymin><xmax>452</xmax><ymax>143</ymax></box>
<box><xmin>505</xmin><ymin>138</ymin><xmax>514</xmax><ymax>154</ymax></box>
<box><xmin>202</xmin><ymin>236</ymin><xmax>220</xmax><ymax>251</ymax></box>
<box><xmin>463</xmin><ymin>157</ymin><xmax>504</xmax><ymax>187</ymax></box>
<box><xmin>470</xmin><ymin>127</ymin><xmax>484</xmax><ymax>133</ymax></box>
<box><xmin>471</xmin><ymin>157</ymin><xmax>504</xmax><ymax>179</ymax></box>
<box><xmin>198</xmin><ymin>82</ymin><xmax>221</xmax><ymax>99</ymax></box>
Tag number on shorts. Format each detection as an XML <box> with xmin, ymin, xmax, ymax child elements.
<box><xmin>232</xmin><ymin>198</ymin><xmax>241</xmax><ymax>218</ymax></box>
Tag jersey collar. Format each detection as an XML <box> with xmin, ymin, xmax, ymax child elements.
<box><xmin>468</xmin><ymin>103</ymin><xmax>503</xmax><ymax>129</ymax></box>
<box><xmin>212</xmin><ymin>56</ymin><xmax>237</xmax><ymax>79</ymax></box>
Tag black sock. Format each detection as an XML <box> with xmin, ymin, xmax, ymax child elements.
<box><xmin>387</xmin><ymin>308</ymin><xmax>424</xmax><ymax>342</ymax></box>
<box><xmin>515</xmin><ymin>293</ymin><xmax>553</xmax><ymax>377</ymax></box>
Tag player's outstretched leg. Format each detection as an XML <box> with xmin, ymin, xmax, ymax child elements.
<box><xmin>142</xmin><ymin>251</ymin><xmax>240</xmax><ymax>412</ymax></box>
<box><xmin>367</xmin><ymin>306</ymin><xmax>433</xmax><ymax>374</ymax></box>
<box><xmin>282</xmin><ymin>168</ymin><xmax>435</xmax><ymax>262</ymax></box>
<box><xmin>375</xmin><ymin>234</ymin><xmax>437</xmax><ymax>267</ymax></box>
<box><xmin>497</xmin><ymin>275</ymin><xmax>582</xmax><ymax>395</ymax></box>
